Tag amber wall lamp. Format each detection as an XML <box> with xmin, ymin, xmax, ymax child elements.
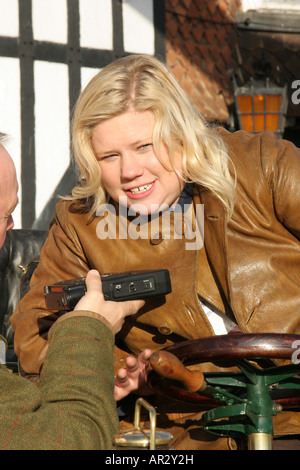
<box><xmin>233</xmin><ymin>75</ymin><xmax>288</xmax><ymax>138</ymax></box>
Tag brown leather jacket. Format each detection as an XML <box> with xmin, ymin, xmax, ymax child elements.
<box><xmin>10</xmin><ymin>128</ymin><xmax>300</xmax><ymax>447</ymax></box>
<box><xmin>11</xmin><ymin>128</ymin><xmax>300</xmax><ymax>374</ymax></box>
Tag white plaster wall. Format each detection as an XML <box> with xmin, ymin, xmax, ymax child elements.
<box><xmin>123</xmin><ymin>0</ymin><xmax>154</xmax><ymax>54</ymax></box>
<box><xmin>79</xmin><ymin>0</ymin><xmax>113</xmax><ymax>50</ymax></box>
<box><xmin>81</xmin><ymin>67</ymin><xmax>101</xmax><ymax>90</ymax></box>
<box><xmin>32</xmin><ymin>0</ymin><xmax>67</xmax><ymax>43</ymax></box>
<box><xmin>241</xmin><ymin>0</ymin><xmax>300</xmax><ymax>10</ymax></box>
<box><xmin>34</xmin><ymin>61</ymin><xmax>70</xmax><ymax>221</ymax></box>
<box><xmin>0</xmin><ymin>0</ymin><xmax>19</xmax><ymax>37</ymax></box>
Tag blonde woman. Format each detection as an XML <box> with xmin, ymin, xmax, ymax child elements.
<box><xmin>12</xmin><ymin>55</ymin><xmax>300</xmax><ymax>449</ymax></box>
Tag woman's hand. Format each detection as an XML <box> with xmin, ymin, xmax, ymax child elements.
<box><xmin>114</xmin><ymin>349</ymin><xmax>153</xmax><ymax>401</ymax></box>
<box><xmin>74</xmin><ymin>269</ymin><xmax>144</xmax><ymax>334</ymax></box>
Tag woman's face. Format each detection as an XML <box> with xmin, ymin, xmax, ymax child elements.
<box><xmin>91</xmin><ymin>110</ymin><xmax>184</xmax><ymax>214</ymax></box>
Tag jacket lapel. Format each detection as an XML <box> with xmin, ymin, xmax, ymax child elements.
<box><xmin>195</xmin><ymin>186</ymin><xmax>231</xmax><ymax>302</ymax></box>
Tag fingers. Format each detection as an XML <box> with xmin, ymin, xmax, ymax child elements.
<box><xmin>114</xmin><ymin>350</ymin><xmax>153</xmax><ymax>401</ymax></box>
<box><xmin>114</xmin><ymin>363</ymin><xmax>137</xmax><ymax>400</ymax></box>
<box><xmin>84</xmin><ymin>269</ymin><xmax>102</xmax><ymax>292</ymax></box>
<box><xmin>84</xmin><ymin>270</ymin><xmax>145</xmax><ymax>316</ymax></box>
<box><xmin>122</xmin><ymin>299</ymin><xmax>145</xmax><ymax>316</ymax></box>
<box><xmin>74</xmin><ymin>270</ymin><xmax>104</xmax><ymax>312</ymax></box>
<box><xmin>75</xmin><ymin>270</ymin><xmax>144</xmax><ymax>332</ymax></box>
<box><xmin>137</xmin><ymin>349</ymin><xmax>152</xmax><ymax>368</ymax></box>
<box><xmin>140</xmin><ymin>349</ymin><xmax>152</xmax><ymax>360</ymax></box>
<box><xmin>116</xmin><ymin>350</ymin><xmax>152</xmax><ymax>384</ymax></box>
<box><xmin>115</xmin><ymin>367</ymin><xmax>130</xmax><ymax>386</ymax></box>
<box><xmin>116</xmin><ymin>357</ymin><xmax>139</xmax><ymax>383</ymax></box>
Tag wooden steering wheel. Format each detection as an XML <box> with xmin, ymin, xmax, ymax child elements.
<box><xmin>147</xmin><ymin>333</ymin><xmax>300</xmax><ymax>408</ymax></box>
<box><xmin>147</xmin><ymin>333</ymin><xmax>300</xmax><ymax>449</ymax></box>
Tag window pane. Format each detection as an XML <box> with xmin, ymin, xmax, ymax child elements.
<box><xmin>266</xmin><ymin>114</ymin><xmax>280</xmax><ymax>131</ymax></box>
<box><xmin>254</xmin><ymin>114</ymin><xmax>265</xmax><ymax>131</ymax></box>
<box><xmin>266</xmin><ymin>95</ymin><xmax>282</xmax><ymax>112</ymax></box>
<box><xmin>253</xmin><ymin>95</ymin><xmax>265</xmax><ymax>112</ymax></box>
<box><xmin>240</xmin><ymin>114</ymin><xmax>254</xmax><ymax>132</ymax></box>
<box><xmin>237</xmin><ymin>95</ymin><xmax>253</xmax><ymax>112</ymax></box>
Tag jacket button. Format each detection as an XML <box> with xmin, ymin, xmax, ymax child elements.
<box><xmin>158</xmin><ymin>323</ymin><xmax>172</xmax><ymax>335</ymax></box>
<box><xmin>150</xmin><ymin>232</ymin><xmax>163</xmax><ymax>245</ymax></box>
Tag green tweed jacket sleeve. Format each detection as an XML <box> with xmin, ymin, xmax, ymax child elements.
<box><xmin>0</xmin><ymin>312</ymin><xmax>119</xmax><ymax>450</ymax></box>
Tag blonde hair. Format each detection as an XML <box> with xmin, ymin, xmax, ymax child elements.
<box><xmin>71</xmin><ymin>54</ymin><xmax>235</xmax><ymax>217</ymax></box>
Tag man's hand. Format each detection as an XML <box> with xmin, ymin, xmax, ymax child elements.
<box><xmin>74</xmin><ymin>269</ymin><xmax>144</xmax><ymax>334</ymax></box>
<box><xmin>114</xmin><ymin>349</ymin><xmax>152</xmax><ymax>401</ymax></box>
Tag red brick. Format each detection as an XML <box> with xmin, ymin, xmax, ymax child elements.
<box><xmin>228</xmin><ymin>0</ymin><xmax>239</xmax><ymax>19</ymax></box>
<box><xmin>180</xmin><ymin>51</ymin><xmax>192</xmax><ymax>70</ymax></box>
<box><xmin>179</xmin><ymin>22</ymin><xmax>192</xmax><ymax>39</ymax></box>
<box><xmin>206</xmin><ymin>79</ymin><xmax>219</xmax><ymax>97</ymax></box>
<box><xmin>213</xmin><ymin>9</ymin><xmax>225</xmax><ymax>23</ymax></box>
<box><xmin>204</xmin><ymin>28</ymin><xmax>215</xmax><ymax>44</ymax></box>
<box><xmin>191</xmin><ymin>25</ymin><xmax>204</xmax><ymax>42</ymax></box>
<box><xmin>193</xmin><ymin>52</ymin><xmax>203</xmax><ymax>69</ymax></box>
<box><xmin>188</xmin><ymin>3</ymin><xmax>201</xmax><ymax>18</ymax></box>
<box><xmin>187</xmin><ymin>64</ymin><xmax>197</xmax><ymax>84</ymax></box>
<box><xmin>215</xmin><ymin>56</ymin><xmax>226</xmax><ymax>74</ymax></box>
<box><xmin>172</xmin><ymin>36</ymin><xmax>182</xmax><ymax>51</ymax></box>
<box><xmin>218</xmin><ymin>0</ymin><xmax>228</xmax><ymax>17</ymax></box>
<box><xmin>196</xmin><ymin>44</ymin><xmax>208</xmax><ymax>58</ymax></box>
<box><xmin>205</xmin><ymin>57</ymin><xmax>216</xmax><ymax>74</ymax></box>
<box><xmin>199</xmin><ymin>8</ymin><xmax>210</xmax><ymax>20</ymax></box>
<box><xmin>194</xmin><ymin>0</ymin><xmax>204</xmax><ymax>10</ymax></box>
<box><xmin>210</xmin><ymin>45</ymin><xmax>221</xmax><ymax>60</ymax></box>
<box><xmin>173</xmin><ymin>5</ymin><xmax>187</xmax><ymax>23</ymax></box>
<box><xmin>181</xmin><ymin>76</ymin><xmax>193</xmax><ymax>96</ymax></box>
<box><xmin>220</xmin><ymin>44</ymin><xmax>232</xmax><ymax>63</ymax></box>
<box><xmin>185</xmin><ymin>39</ymin><xmax>196</xmax><ymax>55</ymax></box>
<box><xmin>215</xmin><ymin>27</ymin><xmax>227</xmax><ymax>46</ymax></box>
<box><xmin>166</xmin><ymin>0</ymin><xmax>235</xmax><ymax>124</ymax></box>
<box><xmin>167</xmin><ymin>48</ymin><xmax>179</xmax><ymax>65</ymax></box>
<box><xmin>181</xmin><ymin>0</ymin><xmax>192</xmax><ymax>9</ymax></box>
<box><xmin>167</xmin><ymin>18</ymin><xmax>179</xmax><ymax>37</ymax></box>
<box><xmin>172</xmin><ymin>61</ymin><xmax>186</xmax><ymax>83</ymax></box>
<box><xmin>168</xmin><ymin>0</ymin><xmax>180</xmax><ymax>8</ymax></box>
<box><xmin>207</xmin><ymin>2</ymin><xmax>217</xmax><ymax>16</ymax></box>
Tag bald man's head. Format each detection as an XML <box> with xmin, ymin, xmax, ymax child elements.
<box><xmin>0</xmin><ymin>141</ymin><xmax>19</xmax><ymax>248</ymax></box>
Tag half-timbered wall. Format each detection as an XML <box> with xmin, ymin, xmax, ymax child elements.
<box><xmin>0</xmin><ymin>0</ymin><xmax>165</xmax><ymax>229</ymax></box>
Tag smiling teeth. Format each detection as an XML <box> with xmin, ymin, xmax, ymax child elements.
<box><xmin>130</xmin><ymin>183</ymin><xmax>153</xmax><ymax>193</ymax></box>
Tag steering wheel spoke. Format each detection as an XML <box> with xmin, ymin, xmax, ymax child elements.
<box><xmin>147</xmin><ymin>333</ymin><xmax>300</xmax><ymax>449</ymax></box>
